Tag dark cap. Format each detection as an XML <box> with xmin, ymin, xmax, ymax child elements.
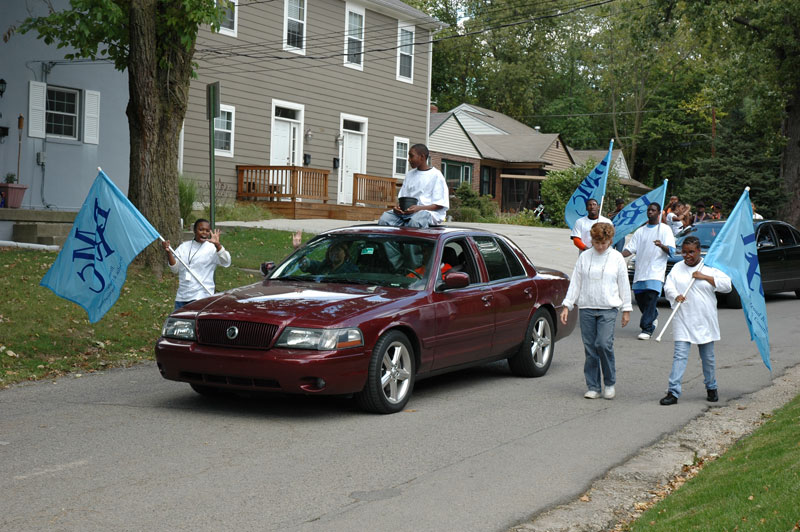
<box><xmin>615</xmin><ymin>198</ymin><xmax>624</xmax><ymax>205</ymax></box>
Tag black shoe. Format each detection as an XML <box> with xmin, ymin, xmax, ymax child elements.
<box><xmin>707</xmin><ymin>389</ymin><xmax>719</xmax><ymax>402</ymax></box>
<box><xmin>660</xmin><ymin>392</ymin><xmax>678</xmax><ymax>406</ymax></box>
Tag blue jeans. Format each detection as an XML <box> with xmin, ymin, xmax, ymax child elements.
<box><xmin>174</xmin><ymin>300</ymin><xmax>191</xmax><ymax>311</ymax></box>
<box><xmin>667</xmin><ymin>341</ymin><xmax>717</xmax><ymax>398</ymax></box>
<box><xmin>379</xmin><ymin>209</ymin><xmax>437</xmax><ymax>228</ymax></box>
<box><xmin>579</xmin><ymin>308</ymin><xmax>618</xmax><ymax>392</ymax></box>
<box><xmin>634</xmin><ymin>289</ymin><xmax>659</xmax><ymax>334</ymax></box>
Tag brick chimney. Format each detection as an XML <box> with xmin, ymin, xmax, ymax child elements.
<box><xmin>430</xmin><ymin>103</ymin><xmax>438</xmax><ymax>113</ymax></box>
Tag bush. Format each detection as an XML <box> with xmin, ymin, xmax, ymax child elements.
<box><xmin>454</xmin><ymin>206</ymin><xmax>482</xmax><ymax>222</ymax></box>
<box><xmin>501</xmin><ymin>208</ymin><xmax>546</xmax><ymax>227</ymax></box>
<box><xmin>178</xmin><ymin>177</ymin><xmax>198</xmax><ymax>228</ymax></box>
<box><xmin>448</xmin><ymin>182</ymin><xmax>499</xmax><ymax>222</ymax></box>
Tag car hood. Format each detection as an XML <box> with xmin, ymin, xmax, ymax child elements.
<box><xmin>188</xmin><ymin>281</ymin><xmax>410</xmax><ymax>327</ymax></box>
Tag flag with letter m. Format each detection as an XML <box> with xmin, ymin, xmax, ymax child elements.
<box><xmin>41</xmin><ymin>170</ymin><xmax>160</xmax><ymax>323</ymax></box>
<box><xmin>564</xmin><ymin>140</ymin><xmax>613</xmax><ymax>229</ymax></box>
<box><xmin>704</xmin><ymin>188</ymin><xmax>771</xmax><ymax>371</ymax></box>
<box><xmin>611</xmin><ymin>179</ymin><xmax>668</xmax><ymax>246</ymax></box>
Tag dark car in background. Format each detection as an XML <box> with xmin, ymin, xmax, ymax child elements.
<box><xmin>628</xmin><ymin>220</ymin><xmax>800</xmax><ymax>307</ymax></box>
<box><xmin>155</xmin><ymin>226</ymin><xmax>577</xmax><ymax>414</ymax></box>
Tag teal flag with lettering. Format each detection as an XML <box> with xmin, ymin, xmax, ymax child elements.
<box><xmin>704</xmin><ymin>189</ymin><xmax>771</xmax><ymax>371</ymax></box>
<box><xmin>564</xmin><ymin>140</ymin><xmax>613</xmax><ymax>229</ymax></box>
<box><xmin>41</xmin><ymin>170</ymin><xmax>160</xmax><ymax>323</ymax></box>
<box><xmin>611</xmin><ymin>179</ymin><xmax>668</xmax><ymax>245</ymax></box>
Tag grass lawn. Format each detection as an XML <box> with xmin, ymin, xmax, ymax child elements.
<box><xmin>627</xmin><ymin>394</ymin><xmax>800</xmax><ymax>531</ymax></box>
<box><xmin>0</xmin><ymin>228</ymin><xmax>305</xmax><ymax>387</ymax></box>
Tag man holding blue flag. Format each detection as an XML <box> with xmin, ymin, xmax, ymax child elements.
<box><xmin>611</xmin><ymin>179</ymin><xmax>668</xmax><ymax>247</ymax></box>
<box><xmin>622</xmin><ymin>202</ymin><xmax>675</xmax><ymax>340</ymax></box>
<box><xmin>40</xmin><ymin>170</ymin><xmax>160</xmax><ymax>323</ymax></box>
<box><xmin>565</xmin><ymin>140</ymin><xmax>613</xmax><ymax>231</ymax></box>
<box><xmin>570</xmin><ymin>198</ymin><xmax>612</xmax><ymax>252</ymax></box>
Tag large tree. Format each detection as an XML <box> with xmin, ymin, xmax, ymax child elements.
<box><xmin>20</xmin><ymin>0</ymin><xmax>223</xmax><ymax>272</ymax></box>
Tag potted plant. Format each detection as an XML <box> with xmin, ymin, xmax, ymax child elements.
<box><xmin>1</xmin><ymin>172</ymin><xmax>28</xmax><ymax>208</ymax></box>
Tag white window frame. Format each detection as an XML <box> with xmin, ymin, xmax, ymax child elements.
<box><xmin>283</xmin><ymin>0</ymin><xmax>307</xmax><ymax>55</ymax></box>
<box><xmin>344</xmin><ymin>3</ymin><xmax>365</xmax><ymax>71</ymax></box>
<box><xmin>442</xmin><ymin>160</ymin><xmax>472</xmax><ymax>188</ymax></box>
<box><xmin>46</xmin><ymin>86</ymin><xmax>81</xmax><ymax>140</ymax></box>
<box><xmin>214</xmin><ymin>104</ymin><xmax>235</xmax><ymax>157</ymax></box>
<box><xmin>393</xmin><ymin>136</ymin><xmax>409</xmax><ymax>178</ymax></box>
<box><xmin>396</xmin><ymin>22</ymin><xmax>414</xmax><ymax>83</ymax></box>
<box><xmin>270</xmin><ymin>99</ymin><xmax>305</xmax><ymax>166</ymax></box>
<box><xmin>217</xmin><ymin>0</ymin><xmax>238</xmax><ymax>37</ymax></box>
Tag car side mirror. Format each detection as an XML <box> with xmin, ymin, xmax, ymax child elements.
<box><xmin>260</xmin><ymin>261</ymin><xmax>275</xmax><ymax>276</ymax></box>
<box><xmin>442</xmin><ymin>271</ymin><xmax>469</xmax><ymax>289</ymax></box>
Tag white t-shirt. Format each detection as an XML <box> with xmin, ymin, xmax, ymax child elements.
<box><xmin>664</xmin><ymin>260</ymin><xmax>732</xmax><ymax>344</ymax></box>
<box><xmin>398</xmin><ymin>167</ymin><xmax>450</xmax><ymax>224</ymax></box>
<box><xmin>570</xmin><ymin>215</ymin><xmax>613</xmax><ymax>249</ymax></box>
<box><xmin>563</xmin><ymin>247</ymin><xmax>633</xmax><ymax>311</ymax></box>
<box><xmin>624</xmin><ymin>223</ymin><xmax>676</xmax><ymax>283</ymax></box>
<box><xmin>665</xmin><ymin>212</ymin><xmax>684</xmax><ymax>235</ymax></box>
<box><xmin>169</xmin><ymin>240</ymin><xmax>232</xmax><ymax>302</ymax></box>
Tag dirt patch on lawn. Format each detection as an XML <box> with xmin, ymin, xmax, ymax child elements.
<box><xmin>509</xmin><ymin>363</ymin><xmax>800</xmax><ymax>532</ymax></box>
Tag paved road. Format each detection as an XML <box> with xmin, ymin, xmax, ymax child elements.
<box><xmin>2</xmin><ymin>222</ymin><xmax>798</xmax><ymax>531</ymax></box>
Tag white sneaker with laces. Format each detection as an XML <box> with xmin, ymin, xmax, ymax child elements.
<box><xmin>638</xmin><ymin>332</ymin><xmax>651</xmax><ymax>340</ymax></box>
<box><xmin>584</xmin><ymin>390</ymin><xmax>601</xmax><ymax>399</ymax></box>
<box><xmin>603</xmin><ymin>386</ymin><xmax>616</xmax><ymax>399</ymax></box>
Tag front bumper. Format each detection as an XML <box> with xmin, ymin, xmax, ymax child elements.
<box><xmin>155</xmin><ymin>338</ymin><xmax>371</xmax><ymax>395</ymax></box>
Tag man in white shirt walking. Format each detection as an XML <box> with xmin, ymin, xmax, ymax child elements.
<box><xmin>570</xmin><ymin>198</ymin><xmax>612</xmax><ymax>252</ymax></box>
<box><xmin>622</xmin><ymin>202</ymin><xmax>675</xmax><ymax>340</ymax></box>
<box><xmin>659</xmin><ymin>236</ymin><xmax>732</xmax><ymax>405</ymax></box>
<box><xmin>379</xmin><ymin>144</ymin><xmax>449</xmax><ymax>228</ymax></box>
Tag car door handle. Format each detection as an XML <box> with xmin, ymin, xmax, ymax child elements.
<box><xmin>523</xmin><ymin>287</ymin><xmax>534</xmax><ymax>299</ymax></box>
<box><xmin>481</xmin><ymin>294</ymin><xmax>493</xmax><ymax>306</ymax></box>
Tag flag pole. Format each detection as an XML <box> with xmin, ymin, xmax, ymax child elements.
<box><xmin>655</xmin><ymin>259</ymin><xmax>704</xmax><ymax>342</ymax></box>
<box><xmin>598</xmin><ymin>139</ymin><xmax>614</xmax><ymax>214</ymax></box>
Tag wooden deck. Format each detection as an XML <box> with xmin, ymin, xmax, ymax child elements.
<box><xmin>236</xmin><ymin>165</ymin><xmax>398</xmax><ymax>220</ymax></box>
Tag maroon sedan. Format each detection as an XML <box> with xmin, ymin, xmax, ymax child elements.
<box><xmin>155</xmin><ymin>226</ymin><xmax>577</xmax><ymax>414</ymax></box>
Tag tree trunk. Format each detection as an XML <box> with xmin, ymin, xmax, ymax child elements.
<box><xmin>126</xmin><ymin>0</ymin><xmax>193</xmax><ymax>274</ymax></box>
<box><xmin>780</xmin><ymin>85</ymin><xmax>800</xmax><ymax>228</ymax></box>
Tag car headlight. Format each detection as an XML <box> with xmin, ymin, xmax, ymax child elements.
<box><xmin>275</xmin><ymin>327</ymin><xmax>363</xmax><ymax>350</ymax></box>
<box><xmin>162</xmin><ymin>317</ymin><xmax>196</xmax><ymax>340</ymax></box>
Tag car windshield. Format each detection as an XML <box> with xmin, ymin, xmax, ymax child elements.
<box><xmin>270</xmin><ymin>234</ymin><xmax>436</xmax><ymax>290</ymax></box>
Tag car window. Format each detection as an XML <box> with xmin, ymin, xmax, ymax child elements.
<box><xmin>474</xmin><ymin>236</ymin><xmax>513</xmax><ymax>281</ymax></box>
<box><xmin>757</xmin><ymin>226</ymin><xmax>776</xmax><ymax>248</ymax></box>
<box><xmin>772</xmin><ymin>224</ymin><xmax>796</xmax><ymax>247</ymax></box>
<box><xmin>271</xmin><ymin>235</ymin><xmax>436</xmax><ymax>290</ymax></box>
<box><xmin>789</xmin><ymin>226</ymin><xmax>800</xmax><ymax>245</ymax></box>
<box><xmin>441</xmin><ymin>238</ymin><xmax>479</xmax><ymax>283</ymax></box>
<box><xmin>497</xmin><ymin>238</ymin><xmax>525</xmax><ymax>277</ymax></box>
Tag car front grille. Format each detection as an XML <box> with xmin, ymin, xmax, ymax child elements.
<box><xmin>179</xmin><ymin>372</ymin><xmax>280</xmax><ymax>389</ymax></box>
<box><xmin>196</xmin><ymin>319</ymin><xmax>279</xmax><ymax>349</ymax></box>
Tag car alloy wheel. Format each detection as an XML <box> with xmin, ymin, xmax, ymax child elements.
<box><xmin>508</xmin><ymin>307</ymin><xmax>554</xmax><ymax>377</ymax></box>
<box><xmin>357</xmin><ymin>330</ymin><xmax>415</xmax><ymax>414</ymax></box>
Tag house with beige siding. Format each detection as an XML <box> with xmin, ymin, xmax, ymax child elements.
<box><xmin>180</xmin><ymin>0</ymin><xmax>442</xmax><ymax>219</ymax></box>
<box><xmin>429</xmin><ymin>104</ymin><xmax>574</xmax><ymax>212</ymax></box>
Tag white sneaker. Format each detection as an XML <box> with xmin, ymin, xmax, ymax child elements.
<box><xmin>638</xmin><ymin>332</ymin><xmax>651</xmax><ymax>340</ymax></box>
<box><xmin>653</xmin><ymin>319</ymin><xmax>659</xmax><ymax>328</ymax></box>
<box><xmin>603</xmin><ymin>386</ymin><xmax>616</xmax><ymax>399</ymax></box>
<box><xmin>584</xmin><ymin>390</ymin><xmax>601</xmax><ymax>399</ymax></box>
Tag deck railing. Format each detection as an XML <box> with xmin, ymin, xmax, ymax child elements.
<box><xmin>352</xmin><ymin>173</ymin><xmax>398</xmax><ymax>208</ymax></box>
<box><xmin>236</xmin><ymin>165</ymin><xmax>329</xmax><ymax>202</ymax></box>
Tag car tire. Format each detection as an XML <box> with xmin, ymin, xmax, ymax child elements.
<box><xmin>356</xmin><ymin>330</ymin><xmax>415</xmax><ymax>414</ymax></box>
<box><xmin>726</xmin><ymin>288</ymin><xmax>742</xmax><ymax>309</ymax></box>
<box><xmin>508</xmin><ymin>308</ymin><xmax>554</xmax><ymax>378</ymax></box>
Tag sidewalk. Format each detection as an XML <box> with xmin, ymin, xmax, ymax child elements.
<box><xmin>217</xmin><ymin>219</ymin><xmax>579</xmax><ymax>275</ymax></box>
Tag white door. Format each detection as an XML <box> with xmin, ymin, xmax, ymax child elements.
<box><xmin>270</xmin><ymin>119</ymin><xmax>299</xmax><ymax>165</ymax></box>
<box><xmin>339</xmin><ymin>130</ymin><xmax>363</xmax><ymax>204</ymax></box>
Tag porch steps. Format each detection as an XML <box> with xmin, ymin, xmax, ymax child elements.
<box><xmin>12</xmin><ymin>222</ymin><xmax>73</xmax><ymax>246</ymax></box>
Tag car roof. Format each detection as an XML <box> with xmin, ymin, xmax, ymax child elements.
<box><xmin>318</xmin><ymin>224</ymin><xmax>499</xmax><ymax>240</ymax></box>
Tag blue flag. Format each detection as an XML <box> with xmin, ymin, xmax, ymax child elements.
<box><xmin>41</xmin><ymin>170</ymin><xmax>160</xmax><ymax>323</ymax></box>
<box><xmin>565</xmin><ymin>140</ymin><xmax>613</xmax><ymax>229</ymax></box>
<box><xmin>611</xmin><ymin>179</ymin><xmax>668</xmax><ymax>245</ymax></box>
<box><xmin>704</xmin><ymin>189</ymin><xmax>771</xmax><ymax>371</ymax></box>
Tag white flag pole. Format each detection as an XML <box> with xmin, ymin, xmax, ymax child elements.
<box><xmin>655</xmin><ymin>259</ymin><xmax>704</xmax><ymax>342</ymax></box>
<box><xmin>158</xmin><ymin>236</ymin><xmax>215</xmax><ymax>296</ymax></box>
<box><xmin>598</xmin><ymin>139</ymin><xmax>614</xmax><ymax>215</ymax></box>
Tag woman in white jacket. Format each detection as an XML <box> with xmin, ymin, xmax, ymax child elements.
<box><xmin>560</xmin><ymin>223</ymin><xmax>632</xmax><ymax>400</ymax></box>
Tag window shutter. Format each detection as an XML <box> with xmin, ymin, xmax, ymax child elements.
<box><xmin>28</xmin><ymin>81</ymin><xmax>47</xmax><ymax>139</ymax></box>
<box><xmin>83</xmin><ymin>90</ymin><xmax>101</xmax><ymax>144</ymax></box>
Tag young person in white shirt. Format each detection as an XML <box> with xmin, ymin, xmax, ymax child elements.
<box><xmin>162</xmin><ymin>219</ymin><xmax>232</xmax><ymax>310</ymax></box>
<box><xmin>560</xmin><ymin>222</ymin><xmax>632</xmax><ymax>400</ymax></box>
<box><xmin>570</xmin><ymin>198</ymin><xmax>613</xmax><ymax>252</ymax></box>
<box><xmin>622</xmin><ymin>202</ymin><xmax>676</xmax><ymax>340</ymax></box>
<box><xmin>379</xmin><ymin>144</ymin><xmax>449</xmax><ymax>228</ymax></box>
<box><xmin>659</xmin><ymin>236</ymin><xmax>732</xmax><ymax>405</ymax></box>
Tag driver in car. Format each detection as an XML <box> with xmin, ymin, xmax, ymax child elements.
<box><xmin>300</xmin><ymin>242</ymin><xmax>358</xmax><ymax>274</ymax></box>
